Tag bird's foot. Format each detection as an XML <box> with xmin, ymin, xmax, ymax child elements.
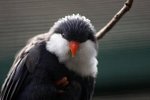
<box><xmin>55</xmin><ymin>76</ymin><xmax>69</xmax><ymax>88</ymax></box>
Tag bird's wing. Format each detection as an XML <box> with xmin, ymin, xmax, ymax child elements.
<box><xmin>0</xmin><ymin>43</ymin><xmax>41</xmax><ymax>100</ymax></box>
<box><xmin>0</xmin><ymin>54</ymin><xmax>29</xmax><ymax>100</ymax></box>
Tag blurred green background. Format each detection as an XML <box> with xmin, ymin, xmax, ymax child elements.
<box><xmin>0</xmin><ymin>0</ymin><xmax>150</xmax><ymax>98</ymax></box>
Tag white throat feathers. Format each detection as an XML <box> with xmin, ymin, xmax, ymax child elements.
<box><xmin>46</xmin><ymin>34</ymin><xmax>98</xmax><ymax>77</ymax></box>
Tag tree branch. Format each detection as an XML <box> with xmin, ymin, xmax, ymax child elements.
<box><xmin>95</xmin><ymin>0</ymin><xmax>134</xmax><ymax>40</ymax></box>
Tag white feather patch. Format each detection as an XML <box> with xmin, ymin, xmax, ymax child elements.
<box><xmin>46</xmin><ymin>34</ymin><xmax>98</xmax><ymax>77</ymax></box>
<box><xmin>46</xmin><ymin>34</ymin><xmax>70</xmax><ymax>62</ymax></box>
<box><xmin>65</xmin><ymin>40</ymin><xmax>98</xmax><ymax>77</ymax></box>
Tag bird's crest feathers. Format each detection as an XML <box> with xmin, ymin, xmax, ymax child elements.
<box><xmin>49</xmin><ymin>14</ymin><xmax>96</xmax><ymax>34</ymax></box>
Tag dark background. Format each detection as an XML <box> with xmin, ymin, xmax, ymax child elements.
<box><xmin>0</xmin><ymin>0</ymin><xmax>150</xmax><ymax>99</ymax></box>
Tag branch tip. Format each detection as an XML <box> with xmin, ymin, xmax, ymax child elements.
<box><xmin>95</xmin><ymin>0</ymin><xmax>133</xmax><ymax>40</ymax></box>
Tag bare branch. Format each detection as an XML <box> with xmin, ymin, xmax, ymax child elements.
<box><xmin>95</xmin><ymin>0</ymin><xmax>133</xmax><ymax>40</ymax></box>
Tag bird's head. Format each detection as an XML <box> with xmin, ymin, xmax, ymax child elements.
<box><xmin>46</xmin><ymin>14</ymin><xmax>97</xmax><ymax>63</ymax></box>
<box><xmin>46</xmin><ymin>14</ymin><xmax>98</xmax><ymax>77</ymax></box>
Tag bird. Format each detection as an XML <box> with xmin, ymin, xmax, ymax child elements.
<box><xmin>0</xmin><ymin>14</ymin><xmax>98</xmax><ymax>100</ymax></box>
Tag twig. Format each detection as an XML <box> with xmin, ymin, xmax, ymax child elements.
<box><xmin>95</xmin><ymin>0</ymin><xmax>133</xmax><ymax>40</ymax></box>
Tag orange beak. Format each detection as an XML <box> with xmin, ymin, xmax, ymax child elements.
<box><xmin>69</xmin><ymin>41</ymin><xmax>79</xmax><ymax>57</ymax></box>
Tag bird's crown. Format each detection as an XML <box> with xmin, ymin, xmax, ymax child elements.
<box><xmin>49</xmin><ymin>14</ymin><xmax>96</xmax><ymax>35</ymax></box>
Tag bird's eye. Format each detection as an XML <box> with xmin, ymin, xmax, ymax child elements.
<box><xmin>61</xmin><ymin>33</ymin><xmax>65</xmax><ymax>37</ymax></box>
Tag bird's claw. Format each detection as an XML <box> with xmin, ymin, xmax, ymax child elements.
<box><xmin>55</xmin><ymin>76</ymin><xmax>69</xmax><ymax>87</ymax></box>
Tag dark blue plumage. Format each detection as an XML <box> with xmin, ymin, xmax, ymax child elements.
<box><xmin>16</xmin><ymin>42</ymin><xmax>82</xmax><ymax>100</ymax></box>
<box><xmin>54</xmin><ymin>18</ymin><xmax>95</xmax><ymax>42</ymax></box>
<box><xmin>2</xmin><ymin>42</ymin><xmax>94</xmax><ymax>100</ymax></box>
